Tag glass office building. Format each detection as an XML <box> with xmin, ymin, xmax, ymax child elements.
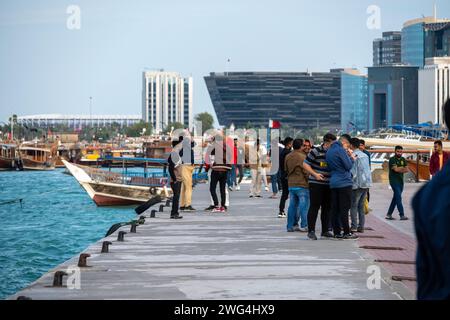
<box><xmin>204</xmin><ymin>71</ymin><xmax>342</xmax><ymax>130</ymax></box>
<box><xmin>402</xmin><ymin>19</ymin><xmax>426</xmax><ymax>67</ymax></box>
<box><xmin>373</xmin><ymin>31</ymin><xmax>402</xmax><ymax>66</ymax></box>
<box><xmin>341</xmin><ymin>70</ymin><xmax>368</xmax><ymax>133</ymax></box>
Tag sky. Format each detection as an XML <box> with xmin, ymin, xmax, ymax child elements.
<box><xmin>1</xmin><ymin>0</ymin><xmax>449</xmax><ymax>124</ymax></box>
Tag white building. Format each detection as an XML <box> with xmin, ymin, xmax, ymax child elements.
<box><xmin>142</xmin><ymin>70</ymin><xmax>193</xmax><ymax>133</ymax></box>
<box><xmin>17</xmin><ymin>114</ymin><xmax>141</xmax><ymax>128</ymax></box>
<box><xmin>419</xmin><ymin>57</ymin><xmax>450</xmax><ymax>125</ymax></box>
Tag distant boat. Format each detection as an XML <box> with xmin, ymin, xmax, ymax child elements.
<box><xmin>18</xmin><ymin>142</ymin><xmax>57</xmax><ymax>171</ymax></box>
<box><xmin>0</xmin><ymin>143</ymin><xmax>21</xmax><ymax>170</ymax></box>
<box><xmin>62</xmin><ymin>160</ymin><xmax>171</xmax><ymax>206</ymax></box>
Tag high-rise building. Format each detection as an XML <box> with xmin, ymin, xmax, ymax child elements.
<box><xmin>402</xmin><ymin>17</ymin><xmax>450</xmax><ymax>68</ymax></box>
<box><xmin>368</xmin><ymin>66</ymin><xmax>419</xmax><ymax>130</ymax></box>
<box><xmin>341</xmin><ymin>69</ymin><xmax>368</xmax><ymax>133</ymax></box>
<box><xmin>17</xmin><ymin>114</ymin><xmax>141</xmax><ymax>129</ymax></box>
<box><xmin>204</xmin><ymin>71</ymin><xmax>342</xmax><ymax>130</ymax></box>
<box><xmin>425</xmin><ymin>21</ymin><xmax>450</xmax><ymax>59</ymax></box>
<box><xmin>142</xmin><ymin>71</ymin><xmax>193</xmax><ymax>133</ymax></box>
<box><xmin>373</xmin><ymin>31</ymin><xmax>402</xmax><ymax>66</ymax></box>
<box><xmin>419</xmin><ymin>57</ymin><xmax>450</xmax><ymax>125</ymax></box>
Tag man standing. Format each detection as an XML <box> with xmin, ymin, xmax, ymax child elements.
<box><xmin>285</xmin><ymin>139</ymin><xmax>309</xmax><ymax>232</ymax></box>
<box><xmin>429</xmin><ymin>140</ymin><xmax>449</xmax><ymax>177</ymax></box>
<box><xmin>278</xmin><ymin>137</ymin><xmax>294</xmax><ymax>217</ymax></box>
<box><xmin>413</xmin><ymin>99</ymin><xmax>450</xmax><ymax>300</ymax></box>
<box><xmin>179</xmin><ymin>135</ymin><xmax>196</xmax><ymax>212</ymax></box>
<box><xmin>386</xmin><ymin>146</ymin><xmax>409</xmax><ymax>221</ymax></box>
<box><xmin>349</xmin><ymin>138</ymin><xmax>372</xmax><ymax>233</ymax></box>
<box><xmin>249</xmin><ymin>139</ymin><xmax>266</xmax><ymax>198</ymax></box>
<box><xmin>168</xmin><ymin>140</ymin><xmax>183</xmax><ymax>219</ymax></box>
<box><xmin>326</xmin><ymin>134</ymin><xmax>358</xmax><ymax>240</ymax></box>
<box><xmin>303</xmin><ymin>133</ymin><xmax>337</xmax><ymax>240</ymax></box>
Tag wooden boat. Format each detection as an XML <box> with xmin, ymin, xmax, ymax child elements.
<box><xmin>0</xmin><ymin>143</ymin><xmax>20</xmax><ymax>170</ymax></box>
<box><xmin>62</xmin><ymin>159</ymin><xmax>171</xmax><ymax>206</ymax></box>
<box><xmin>18</xmin><ymin>142</ymin><xmax>57</xmax><ymax>171</ymax></box>
<box><xmin>77</xmin><ymin>146</ymin><xmax>104</xmax><ymax>166</ymax></box>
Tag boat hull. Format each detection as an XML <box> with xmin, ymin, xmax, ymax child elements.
<box><xmin>21</xmin><ymin>158</ymin><xmax>55</xmax><ymax>171</ymax></box>
<box><xmin>0</xmin><ymin>157</ymin><xmax>15</xmax><ymax>170</ymax></box>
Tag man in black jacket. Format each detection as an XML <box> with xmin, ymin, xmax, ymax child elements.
<box><xmin>278</xmin><ymin>137</ymin><xmax>293</xmax><ymax>218</ymax></box>
<box><xmin>168</xmin><ymin>139</ymin><xmax>183</xmax><ymax>219</ymax></box>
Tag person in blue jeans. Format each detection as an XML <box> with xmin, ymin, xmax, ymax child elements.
<box><xmin>386</xmin><ymin>146</ymin><xmax>409</xmax><ymax>221</ymax></box>
<box><xmin>284</xmin><ymin>139</ymin><xmax>309</xmax><ymax>232</ymax></box>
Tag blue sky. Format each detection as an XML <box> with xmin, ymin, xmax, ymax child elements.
<box><xmin>1</xmin><ymin>0</ymin><xmax>449</xmax><ymax>124</ymax></box>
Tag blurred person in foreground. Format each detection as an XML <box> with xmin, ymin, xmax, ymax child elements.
<box><xmin>429</xmin><ymin>140</ymin><xmax>449</xmax><ymax>177</ymax></box>
<box><xmin>413</xmin><ymin>99</ymin><xmax>450</xmax><ymax>300</ymax></box>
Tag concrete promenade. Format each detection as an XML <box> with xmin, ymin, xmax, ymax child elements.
<box><xmin>10</xmin><ymin>183</ymin><xmax>418</xmax><ymax>300</ymax></box>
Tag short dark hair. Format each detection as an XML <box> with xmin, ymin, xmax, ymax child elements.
<box><xmin>350</xmin><ymin>138</ymin><xmax>360</xmax><ymax>149</ymax></box>
<box><xmin>445</xmin><ymin>99</ymin><xmax>450</xmax><ymax>129</ymax></box>
<box><xmin>323</xmin><ymin>133</ymin><xmax>337</xmax><ymax>143</ymax></box>
<box><xmin>395</xmin><ymin>145</ymin><xmax>403</xmax><ymax>151</ymax></box>
<box><xmin>340</xmin><ymin>134</ymin><xmax>352</xmax><ymax>143</ymax></box>
<box><xmin>284</xmin><ymin>137</ymin><xmax>294</xmax><ymax>146</ymax></box>
<box><xmin>293</xmin><ymin>139</ymin><xmax>304</xmax><ymax>150</ymax></box>
<box><xmin>434</xmin><ymin>140</ymin><xmax>443</xmax><ymax>147</ymax></box>
<box><xmin>359</xmin><ymin>139</ymin><xmax>366</xmax><ymax>146</ymax></box>
<box><xmin>304</xmin><ymin>139</ymin><xmax>311</xmax><ymax>146</ymax></box>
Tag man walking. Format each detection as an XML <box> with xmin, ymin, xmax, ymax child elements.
<box><xmin>285</xmin><ymin>139</ymin><xmax>309</xmax><ymax>232</ymax></box>
<box><xmin>303</xmin><ymin>133</ymin><xmax>336</xmax><ymax>240</ymax></box>
<box><xmin>326</xmin><ymin>134</ymin><xmax>358</xmax><ymax>240</ymax></box>
<box><xmin>386</xmin><ymin>146</ymin><xmax>409</xmax><ymax>221</ymax></box>
<box><xmin>249</xmin><ymin>139</ymin><xmax>266</xmax><ymax>198</ymax></box>
<box><xmin>278</xmin><ymin>137</ymin><xmax>293</xmax><ymax>217</ymax></box>
<box><xmin>429</xmin><ymin>140</ymin><xmax>449</xmax><ymax>177</ymax></box>
<box><xmin>349</xmin><ymin>138</ymin><xmax>372</xmax><ymax>233</ymax></box>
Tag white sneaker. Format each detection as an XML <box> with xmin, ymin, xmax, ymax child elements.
<box><xmin>236</xmin><ymin>185</ymin><xmax>241</xmax><ymax>191</ymax></box>
<box><xmin>265</xmin><ymin>186</ymin><xmax>269</xmax><ymax>192</ymax></box>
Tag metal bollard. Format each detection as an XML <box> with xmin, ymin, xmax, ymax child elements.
<box><xmin>165</xmin><ymin>200</ymin><xmax>171</xmax><ymax>207</ymax></box>
<box><xmin>159</xmin><ymin>204</ymin><xmax>164</xmax><ymax>212</ymax></box>
<box><xmin>53</xmin><ymin>271</ymin><xmax>68</xmax><ymax>287</ymax></box>
<box><xmin>150</xmin><ymin>210</ymin><xmax>156</xmax><ymax>218</ymax></box>
<box><xmin>130</xmin><ymin>222</ymin><xmax>137</xmax><ymax>233</ymax></box>
<box><xmin>78</xmin><ymin>253</ymin><xmax>91</xmax><ymax>267</ymax></box>
<box><xmin>138</xmin><ymin>216</ymin><xmax>145</xmax><ymax>225</ymax></box>
<box><xmin>101</xmin><ymin>241</ymin><xmax>112</xmax><ymax>253</ymax></box>
<box><xmin>117</xmin><ymin>231</ymin><xmax>127</xmax><ymax>242</ymax></box>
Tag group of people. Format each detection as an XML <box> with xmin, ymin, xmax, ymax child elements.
<box><xmin>276</xmin><ymin>133</ymin><xmax>373</xmax><ymax>240</ymax></box>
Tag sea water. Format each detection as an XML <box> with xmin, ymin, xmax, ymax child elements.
<box><xmin>0</xmin><ymin>169</ymin><xmax>139</xmax><ymax>299</ymax></box>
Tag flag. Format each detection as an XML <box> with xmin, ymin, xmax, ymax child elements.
<box><xmin>269</xmin><ymin>120</ymin><xmax>281</xmax><ymax>129</ymax></box>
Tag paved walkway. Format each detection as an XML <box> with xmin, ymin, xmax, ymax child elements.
<box><xmin>10</xmin><ymin>184</ymin><xmax>416</xmax><ymax>300</ymax></box>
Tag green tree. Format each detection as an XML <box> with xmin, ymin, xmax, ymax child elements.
<box><xmin>195</xmin><ymin>112</ymin><xmax>214</xmax><ymax>132</ymax></box>
<box><xmin>163</xmin><ymin>122</ymin><xmax>185</xmax><ymax>134</ymax></box>
<box><xmin>125</xmin><ymin>121</ymin><xmax>153</xmax><ymax>137</ymax></box>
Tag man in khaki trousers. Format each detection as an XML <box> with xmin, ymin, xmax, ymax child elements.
<box><xmin>179</xmin><ymin>135</ymin><xmax>196</xmax><ymax>211</ymax></box>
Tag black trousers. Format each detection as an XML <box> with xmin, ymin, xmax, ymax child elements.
<box><xmin>237</xmin><ymin>165</ymin><xmax>244</xmax><ymax>184</ymax></box>
<box><xmin>331</xmin><ymin>186</ymin><xmax>352</xmax><ymax>235</ymax></box>
<box><xmin>210</xmin><ymin>170</ymin><xmax>228</xmax><ymax>207</ymax></box>
<box><xmin>279</xmin><ymin>177</ymin><xmax>289</xmax><ymax>213</ymax></box>
<box><xmin>171</xmin><ymin>181</ymin><xmax>182</xmax><ymax>216</ymax></box>
<box><xmin>307</xmin><ymin>183</ymin><xmax>332</xmax><ymax>234</ymax></box>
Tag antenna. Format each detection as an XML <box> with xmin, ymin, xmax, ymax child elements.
<box><xmin>434</xmin><ymin>3</ymin><xmax>437</xmax><ymax>19</ymax></box>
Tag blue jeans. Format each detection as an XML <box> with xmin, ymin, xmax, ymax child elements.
<box><xmin>387</xmin><ymin>183</ymin><xmax>404</xmax><ymax>217</ymax></box>
<box><xmin>350</xmin><ymin>188</ymin><xmax>368</xmax><ymax>229</ymax></box>
<box><xmin>227</xmin><ymin>165</ymin><xmax>237</xmax><ymax>187</ymax></box>
<box><xmin>271</xmin><ymin>172</ymin><xmax>279</xmax><ymax>193</ymax></box>
<box><xmin>287</xmin><ymin>187</ymin><xmax>310</xmax><ymax>230</ymax></box>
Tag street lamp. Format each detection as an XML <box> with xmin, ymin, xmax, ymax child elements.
<box><xmin>401</xmin><ymin>77</ymin><xmax>405</xmax><ymax>125</ymax></box>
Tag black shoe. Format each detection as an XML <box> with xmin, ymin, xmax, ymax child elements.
<box><xmin>321</xmin><ymin>231</ymin><xmax>334</xmax><ymax>238</ymax></box>
<box><xmin>343</xmin><ymin>233</ymin><xmax>358</xmax><ymax>240</ymax></box>
<box><xmin>180</xmin><ymin>206</ymin><xmax>186</xmax><ymax>211</ymax></box>
<box><xmin>357</xmin><ymin>227</ymin><xmax>364</xmax><ymax>233</ymax></box>
<box><xmin>184</xmin><ymin>206</ymin><xmax>196</xmax><ymax>212</ymax></box>
<box><xmin>334</xmin><ymin>233</ymin><xmax>344</xmax><ymax>240</ymax></box>
<box><xmin>204</xmin><ymin>205</ymin><xmax>215</xmax><ymax>211</ymax></box>
<box><xmin>308</xmin><ymin>232</ymin><xmax>318</xmax><ymax>241</ymax></box>
<box><xmin>170</xmin><ymin>215</ymin><xmax>183</xmax><ymax>219</ymax></box>
<box><xmin>385</xmin><ymin>215</ymin><xmax>395</xmax><ymax>220</ymax></box>
<box><xmin>400</xmin><ymin>216</ymin><xmax>409</xmax><ymax>221</ymax></box>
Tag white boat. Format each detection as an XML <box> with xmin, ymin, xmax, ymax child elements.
<box><xmin>62</xmin><ymin>160</ymin><xmax>171</xmax><ymax>206</ymax></box>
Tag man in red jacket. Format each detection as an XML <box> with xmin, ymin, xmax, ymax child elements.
<box><xmin>429</xmin><ymin>140</ymin><xmax>449</xmax><ymax>177</ymax></box>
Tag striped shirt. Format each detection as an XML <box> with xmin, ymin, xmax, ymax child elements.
<box><xmin>303</xmin><ymin>144</ymin><xmax>331</xmax><ymax>185</ymax></box>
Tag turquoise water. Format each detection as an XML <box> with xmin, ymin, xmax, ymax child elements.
<box><xmin>0</xmin><ymin>169</ymin><xmax>137</xmax><ymax>299</ymax></box>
